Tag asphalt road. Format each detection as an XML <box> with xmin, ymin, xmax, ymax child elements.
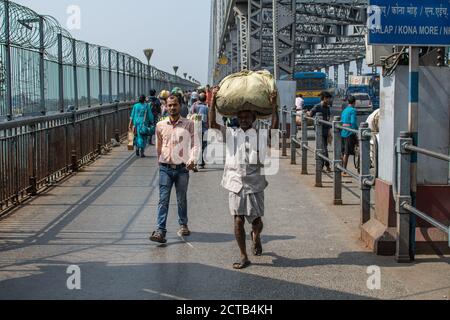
<box><xmin>0</xmin><ymin>144</ymin><xmax>448</xmax><ymax>300</ymax></box>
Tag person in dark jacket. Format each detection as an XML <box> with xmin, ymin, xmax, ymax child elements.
<box><xmin>148</xmin><ymin>89</ymin><xmax>161</xmax><ymax>145</ymax></box>
<box><xmin>308</xmin><ymin>91</ymin><xmax>333</xmax><ymax>172</ymax></box>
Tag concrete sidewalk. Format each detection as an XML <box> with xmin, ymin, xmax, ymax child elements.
<box><xmin>0</xmin><ymin>144</ymin><xmax>448</xmax><ymax>300</ymax></box>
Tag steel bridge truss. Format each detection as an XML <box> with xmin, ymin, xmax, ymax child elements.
<box><xmin>210</xmin><ymin>0</ymin><xmax>369</xmax><ymax>84</ymax></box>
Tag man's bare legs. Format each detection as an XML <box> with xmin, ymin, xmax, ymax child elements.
<box><xmin>251</xmin><ymin>218</ymin><xmax>263</xmax><ymax>256</ymax></box>
<box><xmin>233</xmin><ymin>216</ymin><xmax>251</xmax><ymax>269</ymax></box>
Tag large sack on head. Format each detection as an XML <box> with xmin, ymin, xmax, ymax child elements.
<box><xmin>216</xmin><ymin>70</ymin><xmax>277</xmax><ymax>118</ymax></box>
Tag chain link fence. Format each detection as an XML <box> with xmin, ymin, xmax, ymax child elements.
<box><xmin>0</xmin><ymin>0</ymin><xmax>197</xmax><ymax>120</ymax></box>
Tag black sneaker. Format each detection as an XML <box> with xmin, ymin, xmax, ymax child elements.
<box><xmin>150</xmin><ymin>231</ymin><xmax>167</xmax><ymax>244</ymax></box>
<box><xmin>136</xmin><ymin>149</ymin><xmax>140</xmax><ymax>157</ymax></box>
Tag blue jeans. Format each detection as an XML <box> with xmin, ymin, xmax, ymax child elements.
<box><xmin>156</xmin><ymin>165</ymin><xmax>190</xmax><ymax>234</ymax></box>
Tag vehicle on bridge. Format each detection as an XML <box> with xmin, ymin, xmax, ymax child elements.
<box><xmin>294</xmin><ymin>72</ymin><xmax>330</xmax><ymax>111</ymax></box>
<box><xmin>353</xmin><ymin>93</ymin><xmax>373</xmax><ymax>113</ymax></box>
<box><xmin>345</xmin><ymin>74</ymin><xmax>380</xmax><ymax>110</ymax></box>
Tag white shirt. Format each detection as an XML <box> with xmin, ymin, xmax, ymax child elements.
<box><xmin>295</xmin><ymin>97</ymin><xmax>304</xmax><ymax>111</ymax></box>
<box><xmin>221</xmin><ymin>128</ymin><xmax>268</xmax><ymax>194</ymax></box>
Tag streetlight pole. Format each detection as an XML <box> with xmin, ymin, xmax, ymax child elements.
<box><xmin>144</xmin><ymin>48</ymin><xmax>154</xmax><ymax>92</ymax></box>
<box><xmin>173</xmin><ymin>66</ymin><xmax>179</xmax><ymax>87</ymax></box>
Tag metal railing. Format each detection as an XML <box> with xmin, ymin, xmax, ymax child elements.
<box><xmin>0</xmin><ymin>0</ymin><xmax>197</xmax><ymax>121</ymax></box>
<box><xmin>395</xmin><ymin>131</ymin><xmax>450</xmax><ymax>262</ymax></box>
<box><xmin>0</xmin><ymin>101</ymin><xmax>132</xmax><ymax>216</ymax></box>
<box><xmin>280</xmin><ymin>107</ymin><xmax>375</xmax><ymax>226</ymax></box>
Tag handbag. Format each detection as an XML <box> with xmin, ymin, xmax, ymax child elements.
<box><xmin>127</xmin><ymin>130</ymin><xmax>135</xmax><ymax>151</ymax></box>
<box><xmin>138</xmin><ymin>108</ymin><xmax>155</xmax><ymax>136</ymax></box>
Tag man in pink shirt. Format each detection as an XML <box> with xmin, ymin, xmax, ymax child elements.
<box><xmin>150</xmin><ymin>95</ymin><xmax>198</xmax><ymax>244</ymax></box>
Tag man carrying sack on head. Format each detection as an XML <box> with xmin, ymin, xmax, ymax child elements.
<box><xmin>209</xmin><ymin>70</ymin><xmax>279</xmax><ymax>270</ymax></box>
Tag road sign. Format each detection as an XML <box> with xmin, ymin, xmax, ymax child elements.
<box><xmin>349</xmin><ymin>75</ymin><xmax>371</xmax><ymax>86</ymax></box>
<box><xmin>368</xmin><ymin>0</ymin><xmax>450</xmax><ymax>46</ymax></box>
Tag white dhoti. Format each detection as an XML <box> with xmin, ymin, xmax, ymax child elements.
<box><xmin>229</xmin><ymin>190</ymin><xmax>264</xmax><ymax>223</ymax></box>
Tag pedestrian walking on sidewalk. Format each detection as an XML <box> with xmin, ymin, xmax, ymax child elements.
<box><xmin>148</xmin><ymin>89</ymin><xmax>162</xmax><ymax>145</ymax></box>
<box><xmin>209</xmin><ymin>86</ymin><xmax>279</xmax><ymax>270</ymax></box>
<box><xmin>341</xmin><ymin>95</ymin><xmax>358</xmax><ymax>174</ymax></box>
<box><xmin>129</xmin><ymin>95</ymin><xmax>154</xmax><ymax>158</ymax></box>
<box><xmin>192</xmin><ymin>93</ymin><xmax>209</xmax><ymax>169</ymax></box>
<box><xmin>308</xmin><ymin>91</ymin><xmax>333</xmax><ymax>173</ymax></box>
<box><xmin>149</xmin><ymin>94</ymin><xmax>198</xmax><ymax>244</ymax></box>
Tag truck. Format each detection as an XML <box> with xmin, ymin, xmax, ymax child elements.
<box><xmin>345</xmin><ymin>74</ymin><xmax>380</xmax><ymax>110</ymax></box>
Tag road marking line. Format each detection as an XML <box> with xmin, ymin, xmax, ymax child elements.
<box><xmin>142</xmin><ymin>288</ymin><xmax>187</xmax><ymax>300</ymax></box>
<box><xmin>179</xmin><ymin>235</ymin><xmax>194</xmax><ymax>248</ymax></box>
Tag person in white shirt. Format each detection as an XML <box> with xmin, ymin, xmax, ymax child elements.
<box><xmin>295</xmin><ymin>93</ymin><xmax>304</xmax><ymax>111</ymax></box>
<box><xmin>210</xmin><ymin>86</ymin><xmax>279</xmax><ymax>270</ymax></box>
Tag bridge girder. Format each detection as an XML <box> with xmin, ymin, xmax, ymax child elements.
<box><xmin>209</xmin><ymin>0</ymin><xmax>370</xmax><ymax>84</ymax></box>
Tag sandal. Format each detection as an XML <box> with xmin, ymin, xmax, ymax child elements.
<box><xmin>149</xmin><ymin>231</ymin><xmax>167</xmax><ymax>244</ymax></box>
<box><xmin>232</xmin><ymin>260</ymin><xmax>251</xmax><ymax>270</ymax></box>
<box><xmin>250</xmin><ymin>231</ymin><xmax>263</xmax><ymax>256</ymax></box>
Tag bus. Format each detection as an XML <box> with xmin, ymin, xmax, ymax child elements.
<box><xmin>293</xmin><ymin>72</ymin><xmax>329</xmax><ymax>110</ymax></box>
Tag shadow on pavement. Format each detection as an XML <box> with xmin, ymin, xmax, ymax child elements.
<box><xmin>257</xmin><ymin>252</ymin><xmax>450</xmax><ymax>268</ymax></box>
<box><xmin>0</xmin><ymin>155</ymin><xmax>157</xmax><ymax>253</ymax></box>
<box><xmin>187</xmin><ymin>232</ymin><xmax>295</xmax><ymax>244</ymax></box>
<box><xmin>0</xmin><ymin>261</ymin><xmax>375</xmax><ymax>300</ymax></box>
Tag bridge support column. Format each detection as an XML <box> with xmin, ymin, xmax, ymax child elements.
<box><xmin>325</xmin><ymin>66</ymin><xmax>330</xmax><ymax>80</ymax></box>
<box><xmin>356</xmin><ymin>59</ymin><xmax>363</xmax><ymax>76</ymax></box>
<box><xmin>249</xmin><ymin>0</ymin><xmax>263</xmax><ymax>70</ymax></box>
<box><xmin>234</xmin><ymin>4</ymin><xmax>249</xmax><ymax>71</ymax></box>
<box><xmin>230</xmin><ymin>27</ymin><xmax>239</xmax><ymax>73</ymax></box>
<box><xmin>225</xmin><ymin>38</ymin><xmax>232</xmax><ymax>77</ymax></box>
<box><xmin>273</xmin><ymin>0</ymin><xmax>296</xmax><ymax>79</ymax></box>
<box><xmin>344</xmin><ymin>62</ymin><xmax>350</xmax><ymax>89</ymax></box>
<box><xmin>334</xmin><ymin>65</ymin><xmax>339</xmax><ymax>91</ymax></box>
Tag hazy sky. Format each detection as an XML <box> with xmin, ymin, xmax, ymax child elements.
<box><xmin>13</xmin><ymin>0</ymin><xmax>211</xmax><ymax>84</ymax></box>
